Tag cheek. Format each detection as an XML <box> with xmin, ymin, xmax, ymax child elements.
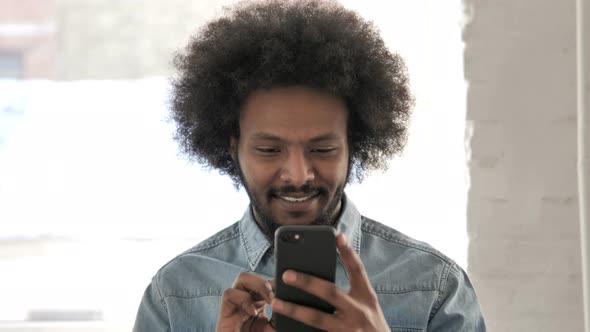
<box><xmin>317</xmin><ymin>160</ymin><xmax>349</xmax><ymax>187</ymax></box>
<box><xmin>240</xmin><ymin>157</ymin><xmax>277</xmax><ymax>189</ymax></box>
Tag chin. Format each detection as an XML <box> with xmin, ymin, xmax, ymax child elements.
<box><xmin>277</xmin><ymin>212</ymin><xmax>318</xmax><ymax>225</ymax></box>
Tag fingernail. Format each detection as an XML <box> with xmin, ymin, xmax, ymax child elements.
<box><xmin>265</xmin><ymin>281</ymin><xmax>273</xmax><ymax>291</ymax></box>
<box><xmin>283</xmin><ymin>270</ymin><xmax>296</xmax><ymax>282</ymax></box>
<box><xmin>339</xmin><ymin>234</ymin><xmax>347</xmax><ymax>246</ymax></box>
<box><xmin>269</xmin><ymin>291</ymin><xmax>275</xmax><ymax>300</ymax></box>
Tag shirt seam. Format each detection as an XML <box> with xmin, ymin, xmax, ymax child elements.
<box><xmin>388</xmin><ymin>327</ymin><xmax>423</xmax><ymax>332</ymax></box>
<box><xmin>428</xmin><ymin>261</ymin><xmax>454</xmax><ymax>321</ymax></box>
<box><xmin>375</xmin><ymin>288</ymin><xmax>438</xmax><ymax>295</ymax></box>
<box><xmin>183</xmin><ymin>230</ymin><xmax>240</xmax><ymax>254</ymax></box>
<box><xmin>352</xmin><ymin>214</ymin><xmax>362</xmax><ymax>254</ymax></box>
<box><xmin>239</xmin><ymin>224</ymin><xmax>257</xmax><ymax>270</ymax></box>
<box><xmin>153</xmin><ymin>272</ymin><xmax>169</xmax><ymax>314</ymax></box>
<box><xmin>360</xmin><ymin>218</ymin><xmax>452</xmax><ymax>264</ymax></box>
<box><xmin>162</xmin><ymin>292</ymin><xmax>223</xmax><ymax>300</ymax></box>
<box><xmin>151</xmin><ymin>225</ymin><xmax>241</xmax><ymax>296</ymax></box>
<box><xmin>239</xmin><ymin>217</ymin><xmax>273</xmax><ymax>271</ymax></box>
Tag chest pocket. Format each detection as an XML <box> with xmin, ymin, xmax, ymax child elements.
<box><xmin>376</xmin><ymin>291</ymin><xmax>436</xmax><ymax>332</ymax></box>
<box><xmin>166</xmin><ymin>295</ymin><xmax>221</xmax><ymax>332</ymax></box>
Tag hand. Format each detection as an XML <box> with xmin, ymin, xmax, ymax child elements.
<box><xmin>270</xmin><ymin>233</ymin><xmax>389</xmax><ymax>331</ymax></box>
<box><xmin>216</xmin><ymin>272</ymin><xmax>276</xmax><ymax>332</ymax></box>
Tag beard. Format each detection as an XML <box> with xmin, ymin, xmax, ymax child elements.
<box><xmin>235</xmin><ymin>155</ymin><xmax>345</xmax><ymax>241</ymax></box>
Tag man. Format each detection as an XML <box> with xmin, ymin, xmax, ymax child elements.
<box><xmin>133</xmin><ymin>0</ymin><xmax>486</xmax><ymax>331</ymax></box>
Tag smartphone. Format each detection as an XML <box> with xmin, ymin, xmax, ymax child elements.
<box><xmin>274</xmin><ymin>225</ymin><xmax>337</xmax><ymax>332</ymax></box>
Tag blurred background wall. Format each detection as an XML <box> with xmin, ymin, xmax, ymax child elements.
<box><xmin>0</xmin><ymin>0</ymin><xmax>235</xmax><ymax>80</ymax></box>
<box><xmin>56</xmin><ymin>0</ymin><xmax>235</xmax><ymax>79</ymax></box>
<box><xmin>0</xmin><ymin>0</ymin><xmax>57</xmax><ymax>79</ymax></box>
<box><xmin>464</xmin><ymin>0</ymin><xmax>585</xmax><ymax>331</ymax></box>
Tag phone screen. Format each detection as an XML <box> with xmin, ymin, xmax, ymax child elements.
<box><xmin>274</xmin><ymin>225</ymin><xmax>337</xmax><ymax>332</ymax></box>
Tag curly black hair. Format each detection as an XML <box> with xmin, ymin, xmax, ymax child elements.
<box><xmin>171</xmin><ymin>0</ymin><xmax>413</xmax><ymax>185</ymax></box>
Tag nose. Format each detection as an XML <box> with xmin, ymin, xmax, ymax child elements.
<box><xmin>279</xmin><ymin>148</ymin><xmax>315</xmax><ymax>186</ymax></box>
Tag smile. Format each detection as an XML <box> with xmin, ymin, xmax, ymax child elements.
<box><xmin>277</xmin><ymin>192</ymin><xmax>320</xmax><ymax>203</ymax></box>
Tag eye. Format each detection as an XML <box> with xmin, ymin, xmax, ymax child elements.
<box><xmin>311</xmin><ymin>147</ymin><xmax>337</xmax><ymax>154</ymax></box>
<box><xmin>255</xmin><ymin>147</ymin><xmax>280</xmax><ymax>154</ymax></box>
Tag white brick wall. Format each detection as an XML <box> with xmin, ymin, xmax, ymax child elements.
<box><xmin>464</xmin><ymin>0</ymin><xmax>584</xmax><ymax>330</ymax></box>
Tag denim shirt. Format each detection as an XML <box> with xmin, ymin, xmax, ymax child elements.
<box><xmin>133</xmin><ymin>196</ymin><xmax>486</xmax><ymax>331</ymax></box>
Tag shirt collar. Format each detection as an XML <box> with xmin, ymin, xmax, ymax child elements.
<box><xmin>238</xmin><ymin>193</ymin><xmax>363</xmax><ymax>271</ymax></box>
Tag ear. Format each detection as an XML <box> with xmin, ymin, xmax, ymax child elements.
<box><xmin>229</xmin><ymin>137</ymin><xmax>238</xmax><ymax>161</ymax></box>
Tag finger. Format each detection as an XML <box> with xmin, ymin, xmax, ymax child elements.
<box><xmin>219</xmin><ymin>288</ymin><xmax>259</xmax><ymax>318</ymax></box>
<box><xmin>336</xmin><ymin>233</ymin><xmax>373</xmax><ymax>293</ymax></box>
<box><xmin>271</xmin><ymin>298</ymin><xmax>338</xmax><ymax>331</ymax></box>
<box><xmin>232</xmin><ymin>272</ymin><xmax>275</xmax><ymax>302</ymax></box>
<box><xmin>281</xmin><ymin>270</ymin><xmax>354</xmax><ymax>311</ymax></box>
<box><xmin>241</xmin><ymin>314</ymin><xmax>276</xmax><ymax>332</ymax></box>
<box><xmin>254</xmin><ymin>300</ymin><xmax>267</xmax><ymax>309</ymax></box>
<box><xmin>254</xmin><ymin>321</ymin><xmax>276</xmax><ymax>332</ymax></box>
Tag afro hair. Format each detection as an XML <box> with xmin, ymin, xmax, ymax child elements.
<box><xmin>171</xmin><ymin>0</ymin><xmax>413</xmax><ymax>185</ymax></box>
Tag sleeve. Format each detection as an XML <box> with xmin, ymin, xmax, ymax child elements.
<box><xmin>427</xmin><ymin>263</ymin><xmax>487</xmax><ymax>332</ymax></box>
<box><xmin>132</xmin><ymin>276</ymin><xmax>171</xmax><ymax>332</ymax></box>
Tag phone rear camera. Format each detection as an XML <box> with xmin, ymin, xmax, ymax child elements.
<box><xmin>280</xmin><ymin>232</ymin><xmax>302</xmax><ymax>243</ymax></box>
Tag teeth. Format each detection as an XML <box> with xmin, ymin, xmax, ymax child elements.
<box><xmin>279</xmin><ymin>195</ymin><xmax>315</xmax><ymax>202</ymax></box>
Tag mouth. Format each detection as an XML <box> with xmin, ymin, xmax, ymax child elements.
<box><xmin>273</xmin><ymin>188</ymin><xmax>322</xmax><ymax>208</ymax></box>
<box><xmin>277</xmin><ymin>192</ymin><xmax>320</xmax><ymax>203</ymax></box>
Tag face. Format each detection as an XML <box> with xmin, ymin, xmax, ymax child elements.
<box><xmin>231</xmin><ymin>86</ymin><xmax>349</xmax><ymax>236</ymax></box>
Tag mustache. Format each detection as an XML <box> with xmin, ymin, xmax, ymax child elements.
<box><xmin>269</xmin><ymin>184</ymin><xmax>327</xmax><ymax>196</ymax></box>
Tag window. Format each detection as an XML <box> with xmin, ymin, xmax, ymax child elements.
<box><xmin>0</xmin><ymin>52</ymin><xmax>24</xmax><ymax>79</ymax></box>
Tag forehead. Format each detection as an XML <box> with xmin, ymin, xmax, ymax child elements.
<box><xmin>239</xmin><ymin>86</ymin><xmax>348</xmax><ymax>140</ymax></box>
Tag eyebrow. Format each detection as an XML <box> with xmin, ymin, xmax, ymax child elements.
<box><xmin>251</xmin><ymin>132</ymin><xmax>341</xmax><ymax>143</ymax></box>
<box><xmin>251</xmin><ymin>133</ymin><xmax>282</xmax><ymax>141</ymax></box>
<box><xmin>309</xmin><ymin>133</ymin><xmax>340</xmax><ymax>143</ymax></box>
